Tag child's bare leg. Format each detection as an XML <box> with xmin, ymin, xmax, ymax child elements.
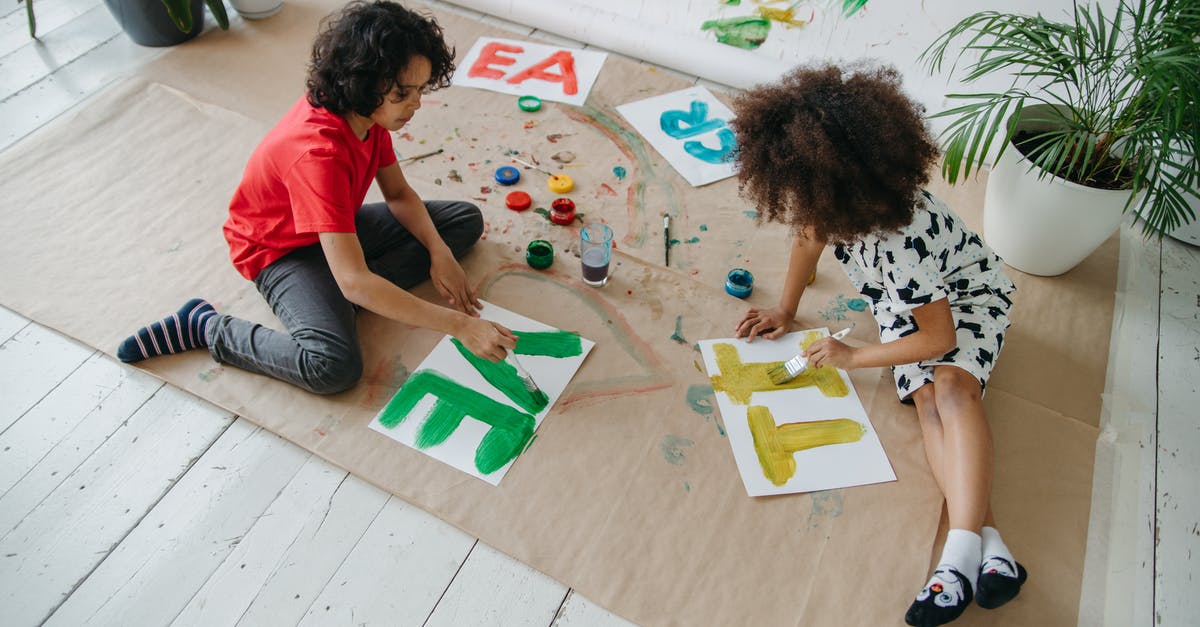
<box><xmin>905</xmin><ymin>369</ymin><xmax>1025</xmax><ymax>626</ymax></box>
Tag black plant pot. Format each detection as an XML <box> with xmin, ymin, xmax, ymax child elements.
<box><xmin>104</xmin><ymin>0</ymin><xmax>202</xmax><ymax>47</ymax></box>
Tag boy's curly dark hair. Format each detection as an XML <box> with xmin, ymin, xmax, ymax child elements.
<box><xmin>729</xmin><ymin>63</ymin><xmax>939</xmax><ymax>243</ymax></box>
<box><xmin>306</xmin><ymin>1</ymin><xmax>455</xmax><ymax>117</ymax></box>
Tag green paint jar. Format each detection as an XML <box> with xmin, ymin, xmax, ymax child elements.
<box><xmin>526</xmin><ymin>240</ymin><xmax>554</xmax><ymax>269</ymax></box>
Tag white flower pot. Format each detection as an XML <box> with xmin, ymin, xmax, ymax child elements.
<box><xmin>229</xmin><ymin>0</ymin><xmax>281</xmax><ymax>19</ymax></box>
<box><xmin>982</xmin><ymin>110</ymin><xmax>1136</xmax><ymax>276</ymax></box>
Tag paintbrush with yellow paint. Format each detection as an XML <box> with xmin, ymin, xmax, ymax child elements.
<box><xmin>767</xmin><ymin>327</ymin><xmax>852</xmax><ymax>385</ymax></box>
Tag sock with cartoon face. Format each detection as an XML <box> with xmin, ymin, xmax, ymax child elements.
<box><xmin>975</xmin><ymin>526</ymin><xmax>1028</xmax><ymax>609</ymax></box>
<box><xmin>905</xmin><ymin>529</ymin><xmax>980</xmax><ymax>627</ymax></box>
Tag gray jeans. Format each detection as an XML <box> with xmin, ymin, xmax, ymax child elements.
<box><xmin>205</xmin><ymin>200</ymin><xmax>483</xmax><ymax>394</ymax></box>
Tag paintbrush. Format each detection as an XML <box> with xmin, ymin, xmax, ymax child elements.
<box><xmin>510</xmin><ymin>156</ymin><xmax>555</xmax><ymax>177</ymax></box>
<box><xmin>506</xmin><ymin>351</ymin><xmax>543</xmax><ymax>394</ymax></box>
<box><xmin>767</xmin><ymin>327</ymin><xmax>852</xmax><ymax>385</ymax></box>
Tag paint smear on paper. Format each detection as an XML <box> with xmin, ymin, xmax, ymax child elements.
<box><xmin>701</xmin><ymin>15</ymin><xmax>770</xmax><ymax>49</ymax></box>
<box><xmin>819</xmin><ymin>294</ymin><xmax>870</xmax><ymax>321</ymax></box>
<box><xmin>551</xmin><ymin>151</ymin><xmax>576</xmax><ymax>163</ymax></box>
<box><xmin>660</xmin><ymin>434</ymin><xmax>694</xmax><ymax>465</ymax></box>
<box><xmin>451</xmin><ymin>339</ymin><xmax>549</xmax><ymax>414</ymax></box>
<box><xmin>513</xmin><ymin>329</ymin><xmax>584</xmax><ymax>357</ymax></box>
<box><xmin>709</xmin><ymin>332</ymin><xmax>849</xmax><ymax>404</ymax></box>
<box><xmin>748</xmin><ymin>406</ymin><xmax>865</xmax><ymax>486</ymax></box>
<box><xmin>377</xmin><ymin>370</ymin><xmax>535</xmax><ymax>474</ymax></box>
<box><xmin>448</xmin><ymin>169</ymin><xmax>463</xmax><ymax>183</ymax></box>
<box><xmin>613</xmin><ymin>166</ymin><xmax>627</xmax><ymax>180</ymax></box>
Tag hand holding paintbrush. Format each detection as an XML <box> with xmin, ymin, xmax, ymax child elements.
<box><xmin>767</xmin><ymin>327</ymin><xmax>852</xmax><ymax>384</ymax></box>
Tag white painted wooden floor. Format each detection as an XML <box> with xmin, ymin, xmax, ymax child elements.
<box><xmin>1</xmin><ymin>0</ymin><xmax>1197</xmax><ymax>625</ymax></box>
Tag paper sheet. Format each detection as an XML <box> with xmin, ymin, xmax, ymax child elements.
<box><xmin>616</xmin><ymin>86</ymin><xmax>737</xmax><ymax>187</ymax></box>
<box><xmin>451</xmin><ymin>36</ymin><xmax>607</xmax><ymax>106</ymax></box>
<box><xmin>368</xmin><ymin>301</ymin><xmax>594</xmax><ymax>484</ymax></box>
<box><xmin>699</xmin><ymin>330</ymin><xmax>895</xmax><ymax>496</ymax></box>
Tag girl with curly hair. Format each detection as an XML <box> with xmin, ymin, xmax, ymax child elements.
<box><xmin>731</xmin><ymin>64</ymin><xmax>1026</xmax><ymax>627</ymax></box>
<box><xmin>118</xmin><ymin>1</ymin><xmax>517</xmax><ymax>394</ymax></box>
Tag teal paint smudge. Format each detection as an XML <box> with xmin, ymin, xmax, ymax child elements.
<box><xmin>805</xmin><ymin>490</ymin><xmax>845</xmax><ymax>529</ymax></box>
<box><xmin>699</xmin><ymin>224</ymin><xmax>708</xmax><ymax>231</ymax></box>
<box><xmin>533</xmin><ymin>207</ymin><xmax>552</xmax><ymax>222</ymax></box>
<box><xmin>670</xmin><ymin>315</ymin><xmax>688</xmax><ymax>344</ymax></box>
<box><xmin>684</xmin><ymin>481</ymin><xmax>692</xmax><ymax>492</ymax></box>
<box><xmin>742</xmin><ymin>210</ymin><xmax>758</xmax><ymax>218</ymax></box>
<box><xmin>686</xmin><ymin>383</ymin><xmax>726</xmax><ymax>437</ymax></box>
<box><xmin>684</xmin><ymin>237</ymin><xmax>700</xmax><ymax>244</ymax></box>
<box><xmin>613</xmin><ymin>166</ymin><xmax>627</xmax><ymax>180</ymax></box>
<box><xmin>819</xmin><ymin>294</ymin><xmax>868</xmax><ymax>322</ymax></box>
<box><xmin>377</xmin><ymin>370</ymin><xmax>534</xmax><ymax>474</ymax></box>
<box><xmin>686</xmin><ymin>384</ymin><xmax>715</xmax><ymax>416</ymax></box>
<box><xmin>660</xmin><ymin>435</ymin><xmax>694</xmax><ymax>465</ymax></box>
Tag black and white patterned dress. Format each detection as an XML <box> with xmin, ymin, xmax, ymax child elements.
<box><xmin>833</xmin><ymin>191</ymin><xmax>1016</xmax><ymax>402</ymax></box>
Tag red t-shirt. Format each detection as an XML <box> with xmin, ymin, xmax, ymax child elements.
<box><xmin>223</xmin><ymin>96</ymin><xmax>398</xmax><ymax>280</ymax></box>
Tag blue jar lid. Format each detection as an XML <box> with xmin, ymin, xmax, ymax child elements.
<box><xmin>725</xmin><ymin>268</ymin><xmax>754</xmax><ymax>298</ymax></box>
<box><xmin>494</xmin><ymin>166</ymin><xmax>521</xmax><ymax>185</ymax></box>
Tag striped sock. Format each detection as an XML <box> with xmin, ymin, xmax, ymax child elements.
<box><xmin>118</xmin><ymin>299</ymin><xmax>216</xmax><ymax>363</ymax></box>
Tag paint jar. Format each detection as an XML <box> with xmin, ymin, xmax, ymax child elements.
<box><xmin>580</xmin><ymin>223</ymin><xmax>614</xmax><ymax>287</ymax></box>
<box><xmin>725</xmin><ymin>268</ymin><xmax>754</xmax><ymax>298</ymax></box>
<box><xmin>505</xmin><ymin>191</ymin><xmax>532</xmax><ymax>212</ymax></box>
<box><xmin>525</xmin><ymin>240</ymin><xmax>554</xmax><ymax>269</ymax></box>
<box><xmin>494</xmin><ymin>166</ymin><xmax>520</xmax><ymax>185</ymax></box>
<box><xmin>550</xmin><ymin>198</ymin><xmax>576</xmax><ymax>225</ymax></box>
<box><xmin>547</xmin><ymin>173</ymin><xmax>574</xmax><ymax>194</ymax></box>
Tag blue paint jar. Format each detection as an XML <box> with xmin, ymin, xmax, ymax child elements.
<box><xmin>725</xmin><ymin>268</ymin><xmax>754</xmax><ymax>298</ymax></box>
<box><xmin>494</xmin><ymin>166</ymin><xmax>521</xmax><ymax>185</ymax></box>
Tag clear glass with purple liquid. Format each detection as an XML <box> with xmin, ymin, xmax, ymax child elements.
<box><xmin>580</xmin><ymin>223</ymin><xmax>613</xmax><ymax>287</ymax></box>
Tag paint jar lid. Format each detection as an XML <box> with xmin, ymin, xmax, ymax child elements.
<box><xmin>517</xmin><ymin>95</ymin><xmax>542</xmax><ymax>112</ymax></box>
<box><xmin>550</xmin><ymin>197</ymin><xmax>576</xmax><ymax>225</ymax></box>
<box><xmin>548</xmin><ymin>173</ymin><xmax>574</xmax><ymax>194</ymax></box>
<box><xmin>494</xmin><ymin>166</ymin><xmax>520</xmax><ymax>185</ymax></box>
<box><xmin>525</xmin><ymin>239</ymin><xmax>554</xmax><ymax>269</ymax></box>
<box><xmin>505</xmin><ymin>191</ymin><xmax>532</xmax><ymax>212</ymax></box>
<box><xmin>725</xmin><ymin>268</ymin><xmax>754</xmax><ymax>299</ymax></box>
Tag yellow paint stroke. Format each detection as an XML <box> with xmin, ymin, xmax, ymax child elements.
<box><xmin>757</xmin><ymin>5</ymin><xmax>810</xmax><ymax>27</ymax></box>
<box><xmin>708</xmin><ymin>332</ymin><xmax>848</xmax><ymax>405</ymax></box>
<box><xmin>748</xmin><ymin>406</ymin><xmax>865</xmax><ymax>486</ymax></box>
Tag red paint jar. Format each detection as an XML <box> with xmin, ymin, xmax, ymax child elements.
<box><xmin>550</xmin><ymin>198</ymin><xmax>576</xmax><ymax>225</ymax></box>
<box><xmin>505</xmin><ymin>191</ymin><xmax>532</xmax><ymax>212</ymax></box>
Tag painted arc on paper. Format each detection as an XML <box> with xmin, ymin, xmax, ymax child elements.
<box><xmin>376</xmin><ymin>369</ymin><xmax>535</xmax><ymax>475</ymax></box>
<box><xmin>748</xmin><ymin>406</ymin><xmax>865</xmax><ymax>486</ymax></box>
<box><xmin>708</xmin><ymin>340</ymin><xmax>848</xmax><ymax>405</ymax></box>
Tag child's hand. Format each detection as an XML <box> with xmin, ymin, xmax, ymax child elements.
<box><xmin>735</xmin><ymin>306</ymin><xmax>792</xmax><ymax>342</ymax></box>
<box><xmin>802</xmin><ymin>337</ymin><xmax>856</xmax><ymax>370</ymax></box>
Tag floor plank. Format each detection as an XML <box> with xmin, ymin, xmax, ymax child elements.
<box><xmin>1153</xmin><ymin>237</ymin><xmax>1200</xmax><ymax>626</ymax></box>
<box><xmin>170</xmin><ymin>460</ymin><xmax>389</xmax><ymax>627</ymax></box>
<box><xmin>0</xmin><ymin>386</ymin><xmax>234</xmax><ymax>626</ymax></box>
<box><xmin>0</xmin><ymin>324</ymin><xmax>93</xmax><ymax>433</ymax></box>
<box><xmin>39</xmin><ymin>419</ymin><xmax>310</xmax><ymax>627</ymax></box>
<box><xmin>0</xmin><ymin>3</ymin><xmax>122</xmax><ymax>100</ymax></box>
<box><xmin>0</xmin><ymin>306</ymin><xmax>28</xmax><ymax>342</ymax></box>
<box><xmin>552</xmin><ymin>590</ymin><xmax>637</xmax><ymax>627</ymax></box>
<box><xmin>425</xmin><ymin>542</ymin><xmax>567</xmax><ymax>627</ymax></box>
<box><xmin>294</xmin><ymin>496</ymin><xmax>476</xmax><ymax>626</ymax></box>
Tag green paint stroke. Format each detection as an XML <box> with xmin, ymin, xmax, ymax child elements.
<box><xmin>376</xmin><ymin>369</ymin><xmax>534</xmax><ymax>475</ymax></box>
<box><xmin>848</xmin><ymin>298</ymin><xmax>868</xmax><ymax>311</ymax></box>
<box><xmin>842</xmin><ymin>0</ymin><xmax>869</xmax><ymax>16</ymax></box>
<box><xmin>660</xmin><ymin>434</ymin><xmax>694</xmax><ymax>465</ymax></box>
<box><xmin>701</xmin><ymin>15</ymin><xmax>770</xmax><ymax>50</ymax></box>
<box><xmin>451</xmin><ymin>339</ymin><xmax>549</xmax><ymax>414</ymax></box>
<box><xmin>686</xmin><ymin>384</ymin><xmax>715</xmax><ymax>416</ymax></box>
<box><xmin>513</xmin><ymin>330</ymin><xmax>583</xmax><ymax>358</ymax></box>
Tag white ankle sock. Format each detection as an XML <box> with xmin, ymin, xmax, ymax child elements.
<box><xmin>980</xmin><ymin>526</ymin><xmax>1017</xmax><ymax>576</ymax></box>
<box><xmin>940</xmin><ymin>529</ymin><xmax>982</xmax><ymax>591</ymax></box>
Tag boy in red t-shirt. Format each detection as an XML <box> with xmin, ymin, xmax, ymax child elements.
<box><xmin>118</xmin><ymin>1</ymin><xmax>516</xmax><ymax>394</ymax></box>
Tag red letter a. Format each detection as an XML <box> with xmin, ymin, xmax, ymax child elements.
<box><xmin>506</xmin><ymin>51</ymin><xmax>579</xmax><ymax>95</ymax></box>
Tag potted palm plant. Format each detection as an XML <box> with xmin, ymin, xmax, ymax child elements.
<box><xmin>921</xmin><ymin>0</ymin><xmax>1199</xmax><ymax>276</ymax></box>
<box><xmin>104</xmin><ymin>0</ymin><xmax>229</xmax><ymax>47</ymax></box>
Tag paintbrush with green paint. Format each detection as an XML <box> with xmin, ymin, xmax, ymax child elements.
<box><xmin>767</xmin><ymin>327</ymin><xmax>852</xmax><ymax>385</ymax></box>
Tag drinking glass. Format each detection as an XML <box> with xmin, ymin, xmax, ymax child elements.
<box><xmin>580</xmin><ymin>223</ymin><xmax>613</xmax><ymax>287</ymax></box>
